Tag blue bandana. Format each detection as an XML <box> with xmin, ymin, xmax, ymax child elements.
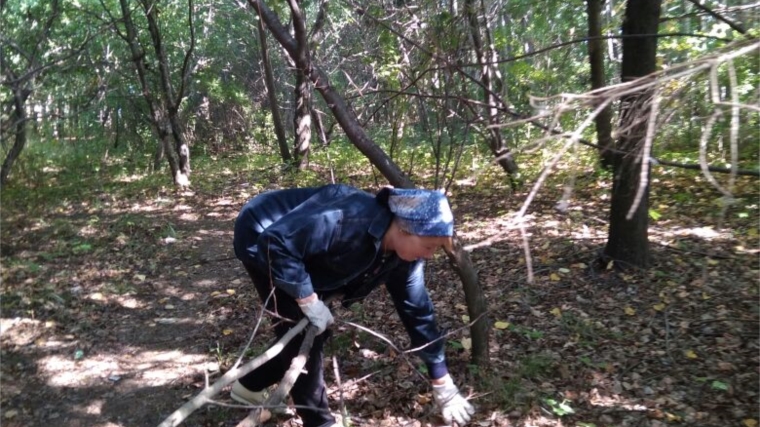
<box><xmin>386</xmin><ymin>189</ymin><xmax>454</xmax><ymax>237</ymax></box>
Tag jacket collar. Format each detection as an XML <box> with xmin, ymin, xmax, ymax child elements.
<box><xmin>368</xmin><ymin>208</ymin><xmax>393</xmax><ymax>246</ymax></box>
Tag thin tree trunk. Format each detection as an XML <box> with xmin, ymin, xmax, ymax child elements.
<box><xmin>288</xmin><ymin>0</ymin><xmax>311</xmax><ymax>170</ymax></box>
<box><xmin>602</xmin><ymin>0</ymin><xmax>662</xmax><ymax>270</ymax></box>
<box><xmin>465</xmin><ymin>0</ymin><xmax>519</xmax><ymax>184</ymax></box>
<box><xmin>142</xmin><ymin>0</ymin><xmax>192</xmax><ymax>186</ymax></box>
<box><xmin>0</xmin><ymin>87</ymin><xmax>30</xmax><ymax>186</ymax></box>
<box><xmin>257</xmin><ymin>12</ymin><xmax>291</xmax><ymax>163</ymax></box>
<box><xmin>293</xmin><ymin>68</ymin><xmax>311</xmax><ymax>169</ymax></box>
<box><xmin>311</xmin><ymin>107</ymin><xmax>330</xmax><ymax>146</ymax></box>
<box><xmin>116</xmin><ymin>0</ymin><xmax>182</xmax><ymax>183</ymax></box>
<box><xmin>0</xmin><ymin>0</ymin><xmax>60</xmax><ymax>186</ymax></box>
<box><xmin>587</xmin><ymin>0</ymin><xmax>615</xmax><ymax>170</ymax></box>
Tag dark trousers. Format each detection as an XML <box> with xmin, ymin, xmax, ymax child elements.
<box><xmin>238</xmin><ymin>263</ymin><xmax>335</xmax><ymax>427</ymax></box>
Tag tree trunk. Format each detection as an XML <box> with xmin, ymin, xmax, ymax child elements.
<box><xmin>257</xmin><ymin>13</ymin><xmax>291</xmax><ymax>163</ymax></box>
<box><xmin>293</xmin><ymin>68</ymin><xmax>311</xmax><ymax>169</ymax></box>
<box><xmin>465</xmin><ymin>0</ymin><xmax>519</xmax><ymax>185</ymax></box>
<box><xmin>0</xmin><ymin>87</ymin><xmax>30</xmax><ymax>186</ymax></box>
<box><xmin>586</xmin><ymin>0</ymin><xmax>615</xmax><ymax>170</ymax></box>
<box><xmin>602</xmin><ymin>0</ymin><xmax>662</xmax><ymax>270</ymax></box>
<box><xmin>142</xmin><ymin>0</ymin><xmax>191</xmax><ymax>186</ymax></box>
<box><xmin>288</xmin><ymin>0</ymin><xmax>312</xmax><ymax>170</ymax></box>
<box><xmin>0</xmin><ymin>0</ymin><xmax>60</xmax><ymax>186</ymax></box>
<box><xmin>118</xmin><ymin>0</ymin><xmax>179</xmax><ymax>183</ymax></box>
<box><xmin>248</xmin><ymin>0</ymin><xmax>489</xmax><ymax>366</ymax></box>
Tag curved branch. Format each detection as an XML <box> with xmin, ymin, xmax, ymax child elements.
<box><xmin>684</xmin><ymin>0</ymin><xmax>748</xmax><ymax>35</ymax></box>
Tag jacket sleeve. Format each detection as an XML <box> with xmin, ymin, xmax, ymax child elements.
<box><xmin>255</xmin><ymin>209</ymin><xmax>342</xmax><ymax>300</ymax></box>
<box><xmin>385</xmin><ymin>260</ymin><xmax>449</xmax><ymax>380</ymax></box>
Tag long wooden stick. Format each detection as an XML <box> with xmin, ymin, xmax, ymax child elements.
<box><xmin>235</xmin><ymin>324</ymin><xmax>319</xmax><ymax>427</ymax></box>
<box><xmin>156</xmin><ymin>317</ymin><xmax>310</xmax><ymax>427</ymax></box>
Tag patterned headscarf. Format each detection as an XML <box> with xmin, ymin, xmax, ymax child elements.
<box><xmin>386</xmin><ymin>188</ymin><xmax>454</xmax><ymax>237</ymax></box>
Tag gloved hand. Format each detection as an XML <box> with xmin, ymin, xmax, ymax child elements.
<box><xmin>432</xmin><ymin>376</ymin><xmax>474</xmax><ymax>425</ymax></box>
<box><xmin>297</xmin><ymin>296</ymin><xmax>334</xmax><ymax>335</ymax></box>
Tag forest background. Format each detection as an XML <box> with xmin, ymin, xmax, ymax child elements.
<box><xmin>1</xmin><ymin>1</ymin><xmax>758</xmax><ymax>426</ymax></box>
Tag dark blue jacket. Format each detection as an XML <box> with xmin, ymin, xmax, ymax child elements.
<box><xmin>233</xmin><ymin>184</ymin><xmax>447</xmax><ymax>378</ymax></box>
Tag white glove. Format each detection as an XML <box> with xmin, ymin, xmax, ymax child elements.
<box><xmin>298</xmin><ymin>297</ymin><xmax>334</xmax><ymax>335</ymax></box>
<box><xmin>432</xmin><ymin>376</ymin><xmax>475</xmax><ymax>425</ymax></box>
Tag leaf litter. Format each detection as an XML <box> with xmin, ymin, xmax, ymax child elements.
<box><xmin>0</xmin><ymin>170</ymin><xmax>757</xmax><ymax>427</ymax></box>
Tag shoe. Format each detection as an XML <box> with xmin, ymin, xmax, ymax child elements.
<box><xmin>230</xmin><ymin>380</ymin><xmax>268</xmax><ymax>405</ymax></box>
<box><xmin>230</xmin><ymin>380</ymin><xmax>295</xmax><ymax>416</ymax></box>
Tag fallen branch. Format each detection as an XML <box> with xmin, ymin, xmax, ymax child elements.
<box><xmin>155</xmin><ymin>317</ymin><xmax>310</xmax><ymax>427</ymax></box>
<box><xmin>235</xmin><ymin>323</ymin><xmax>320</xmax><ymax>427</ymax></box>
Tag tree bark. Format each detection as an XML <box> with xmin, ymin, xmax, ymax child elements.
<box><xmin>465</xmin><ymin>0</ymin><xmax>519</xmax><ymax>184</ymax></box>
<box><xmin>602</xmin><ymin>0</ymin><xmax>662</xmax><ymax>270</ymax></box>
<box><xmin>0</xmin><ymin>0</ymin><xmax>60</xmax><ymax>186</ymax></box>
<box><xmin>256</xmin><ymin>12</ymin><xmax>291</xmax><ymax>163</ymax></box>
<box><xmin>116</xmin><ymin>0</ymin><xmax>183</xmax><ymax>184</ymax></box>
<box><xmin>288</xmin><ymin>0</ymin><xmax>311</xmax><ymax>170</ymax></box>
<box><xmin>141</xmin><ymin>0</ymin><xmax>192</xmax><ymax>186</ymax></box>
<box><xmin>0</xmin><ymin>86</ymin><xmax>30</xmax><ymax>186</ymax></box>
<box><xmin>246</xmin><ymin>0</ymin><xmax>489</xmax><ymax>366</ymax></box>
<box><xmin>586</xmin><ymin>0</ymin><xmax>615</xmax><ymax>170</ymax></box>
<box><xmin>293</xmin><ymin>68</ymin><xmax>311</xmax><ymax>169</ymax></box>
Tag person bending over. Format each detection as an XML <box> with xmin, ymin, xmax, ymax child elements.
<box><xmin>231</xmin><ymin>184</ymin><xmax>475</xmax><ymax>427</ymax></box>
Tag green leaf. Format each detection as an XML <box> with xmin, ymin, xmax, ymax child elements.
<box><xmin>544</xmin><ymin>398</ymin><xmax>575</xmax><ymax>416</ymax></box>
<box><xmin>448</xmin><ymin>340</ymin><xmax>464</xmax><ymax>350</ymax></box>
<box><xmin>711</xmin><ymin>380</ymin><xmax>729</xmax><ymax>391</ymax></box>
<box><xmin>648</xmin><ymin>209</ymin><xmax>662</xmax><ymax>221</ymax></box>
<box><xmin>72</xmin><ymin>243</ymin><xmax>92</xmax><ymax>254</ymax></box>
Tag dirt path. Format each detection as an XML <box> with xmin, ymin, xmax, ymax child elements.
<box><xmin>1</xmin><ymin>186</ymin><xmax>257</xmax><ymax>426</ymax></box>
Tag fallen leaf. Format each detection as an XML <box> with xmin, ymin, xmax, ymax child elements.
<box><xmin>4</xmin><ymin>409</ymin><xmax>18</xmax><ymax>419</ymax></box>
<box><xmin>461</xmin><ymin>338</ymin><xmax>472</xmax><ymax>350</ymax></box>
<box><xmin>653</xmin><ymin>303</ymin><xmax>666</xmax><ymax>311</ymax></box>
<box><xmin>462</xmin><ymin>315</ymin><xmax>470</xmax><ymax>323</ymax></box>
<box><xmin>550</xmin><ymin>307</ymin><xmax>562</xmax><ymax>318</ymax></box>
<box><xmin>625</xmin><ymin>306</ymin><xmax>636</xmax><ymax>316</ymax></box>
<box><xmin>226</xmin><ymin>289</ymin><xmax>236</xmax><ymax>295</ymax></box>
<box><xmin>665</xmin><ymin>412</ymin><xmax>682</xmax><ymax>422</ymax></box>
<box><xmin>685</xmin><ymin>350</ymin><xmax>698</xmax><ymax>359</ymax></box>
<box><xmin>89</xmin><ymin>292</ymin><xmax>105</xmax><ymax>301</ymax></box>
<box><xmin>742</xmin><ymin>419</ymin><xmax>758</xmax><ymax>427</ymax></box>
<box><xmin>222</xmin><ymin>329</ymin><xmax>233</xmax><ymax>336</ymax></box>
<box><xmin>550</xmin><ymin>273</ymin><xmax>561</xmax><ymax>281</ymax></box>
<box><xmin>494</xmin><ymin>321</ymin><xmax>510</xmax><ymax>330</ymax></box>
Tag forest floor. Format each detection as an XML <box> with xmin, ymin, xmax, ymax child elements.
<box><xmin>1</xmin><ymin>164</ymin><xmax>758</xmax><ymax>427</ymax></box>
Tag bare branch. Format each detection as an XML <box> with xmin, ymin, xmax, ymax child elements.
<box><xmin>156</xmin><ymin>317</ymin><xmax>310</xmax><ymax>427</ymax></box>
<box><xmin>684</xmin><ymin>0</ymin><xmax>748</xmax><ymax>35</ymax></box>
<box><xmin>626</xmin><ymin>88</ymin><xmax>661</xmax><ymax>220</ymax></box>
